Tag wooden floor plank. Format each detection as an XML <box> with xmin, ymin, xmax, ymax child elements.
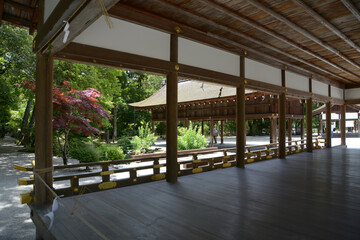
<box><xmin>34</xmin><ymin>148</ymin><xmax>360</xmax><ymax>239</ymax></box>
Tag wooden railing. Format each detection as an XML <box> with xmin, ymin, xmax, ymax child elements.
<box><xmin>15</xmin><ymin>137</ymin><xmax>326</xmax><ymax>203</ymax></box>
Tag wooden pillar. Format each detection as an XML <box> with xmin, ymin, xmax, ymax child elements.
<box><xmin>278</xmin><ymin>69</ymin><xmax>286</xmax><ymax>159</ymax></box>
<box><xmin>278</xmin><ymin>94</ymin><xmax>286</xmax><ymax>158</ymax></box>
<box><xmin>319</xmin><ymin>115</ymin><xmax>323</xmax><ymax>136</ymax></box>
<box><xmin>221</xmin><ymin>120</ymin><xmax>224</xmax><ymax>144</ymax></box>
<box><xmin>340</xmin><ymin>104</ymin><xmax>346</xmax><ymax>145</ymax></box>
<box><xmin>287</xmin><ymin>118</ymin><xmax>292</xmax><ymax>145</ymax></box>
<box><xmin>270</xmin><ymin>117</ymin><xmax>277</xmax><ymax>143</ymax></box>
<box><xmin>236</xmin><ymin>56</ymin><xmax>246</xmax><ymax>168</ymax></box>
<box><xmin>210</xmin><ymin>118</ymin><xmax>214</xmax><ymax>146</ymax></box>
<box><xmin>151</xmin><ymin>121</ymin><xmax>155</xmax><ymax>134</ymax></box>
<box><xmin>306</xmin><ymin>98</ymin><xmax>313</xmax><ymax>152</ymax></box>
<box><xmin>34</xmin><ymin>54</ymin><xmax>54</xmax><ymax>206</ymax></box>
<box><xmin>185</xmin><ymin>118</ymin><xmax>189</xmax><ymax>128</ymax></box>
<box><xmin>326</xmin><ymin>102</ymin><xmax>332</xmax><ymax>148</ymax></box>
<box><xmin>166</xmin><ymin>34</ymin><xmax>178</xmax><ymax>183</ymax></box>
<box><xmin>300</xmin><ymin>118</ymin><xmax>304</xmax><ymax>143</ymax></box>
<box><xmin>201</xmin><ymin>120</ymin><xmax>204</xmax><ymax>135</ymax></box>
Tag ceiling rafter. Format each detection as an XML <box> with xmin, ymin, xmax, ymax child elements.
<box><xmin>110</xmin><ymin>3</ymin><xmax>345</xmax><ymax>87</ymax></box>
<box><xmin>199</xmin><ymin>0</ymin><xmax>359</xmax><ymax>81</ymax></box>
<box><xmin>4</xmin><ymin>0</ymin><xmax>34</xmax><ymax>13</ymax></box>
<box><xmin>152</xmin><ymin>0</ymin><xmax>355</xmax><ymax>83</ymax></box>
<box><xmin>341</xmin><ymin>0</ymin><xmax>360</xmax><ymax>23</ymax></box>
<box><xmin>292</xmin><ymin>0</ymin><xmax>360</xmax><ymax>53</ymax></box>
<box><xmin>244</xmin><ymin>0</ymin><xmax>360</xmax><ymax>72</ymax></box>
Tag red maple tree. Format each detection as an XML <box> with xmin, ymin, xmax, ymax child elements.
<box><xmin>18</xmin><ymin>80</ymin><xmax>111</xmax><ymax>165</ymax></box>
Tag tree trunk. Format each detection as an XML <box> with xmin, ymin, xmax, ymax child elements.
<box><xmin>105</xmin><ymin>130</ymin><xmax>110</xmax><ymax>143</ymax></box>
<box><xmin>20</xmin><ymin>97</ymin><xmax>33</xmax><ymax>139</ymax></box>
<box><xmin>113</xmin><ymin>104</ymin><xmax>117</xmax><ymax>142</ymax></box>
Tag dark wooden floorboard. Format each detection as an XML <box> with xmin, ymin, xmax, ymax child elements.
<box><xmin>41</xmin><ymin>148</ymin><xmax>360</xmax><ymax>239</ymax></box>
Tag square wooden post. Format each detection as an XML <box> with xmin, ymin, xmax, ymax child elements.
<box><xmin>220</xmin><ymin>120</ymin><xmax>224</xmax><ymax>144</ymax></box>
<box><xmin>278</xmin><ymin>93</ymin><xmax>286</xmax><ymax>158</ymax></box>
<box><xmin>166</xmin><ymin>34</ymin><xmax>178</xmax><ymax>183</ymax></box>
<box><xmin>287</xmin><ymin>118</ymin><xmax>292</xmax><ymax>145</ymax></box>
<box><xmin>210</xmin><ymin>118</ymin><xmax>214</xmax><ymax>146</ymax></box>
<box><xmin>300</xmin><ymin>118</ymin><xmax>304</xmax><ymax>143</ymax></box>
<box><xmin>340</xmin><ymin>104</ymin><xmax>346</xmax><ymax>145</ymax></box>
<box><xmin>278</xmin><ymin>69</ymin><xmax>286</xmax><ymax>159</ymax></box>
<box><xmin>34</xmin><ymin>54</ymin><xmax>54</xmax><ymax>206</ymax></box>
<box><xmin>326</xmin><ymin>102</ymin><xmax>332</xmax><ymax>148</ymax></box>
<box><xmin>236</xmin><ymin>56</ymin><xmax>245</xmax><ymax>168</ymax></box>
<box><xmin>270</xmin><ymin>117</ymin><xmax>277</xmax><ymax>143</ymax></box>
<box><xmin>306</xmin><ymin>98</ymin><xmax>313</xmax><ymax>152</ymax></box>
<box><xmin>201</xmin><ymin>120</ymin><xmax>204</xmax><ymax>135</ymax></box>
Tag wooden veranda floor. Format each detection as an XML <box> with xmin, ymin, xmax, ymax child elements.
<box><xmin>31</xmin><ymin>148</ymin><xmax>360</xmax><ymax>240</ymax></box>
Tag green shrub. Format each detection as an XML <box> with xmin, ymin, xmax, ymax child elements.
<box><xmin>117</xmin><ymin>136</ymin><xmax>132</xmax><ymax>152</ymax></box>
<box><xmin>131</xmin><ymin>122</ymin><xmax>158</xmax><ymax>154</ymax></box>
<box><xmin>178</xmin><ymin>123</ymin><xmax>207</xmax><ymax>150</ymax></box>
<box><xmin>70</xmin><ymin>144</ymin><xmax>100</xmax><ymax>163</ymax></box>
<box><xmin>98</xmin><ymin>144</ymin><xmax>124</xmax><ymax>161</ymax></box>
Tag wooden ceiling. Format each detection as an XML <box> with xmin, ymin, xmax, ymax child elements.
<box><xmin>111</xmin><ymin>0</ymin><xmax>360</xmax><ymax>88</ymax></box>
<box><xmin>0</xmin><ymin>0</ymin><xmax>38</xmax><ymax>34</ymax></box>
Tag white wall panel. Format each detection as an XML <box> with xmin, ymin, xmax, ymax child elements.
<box><xmin>178</xmin><ymin>38</ymin><xmax>240</xmax><ymax>76</ymax></box>
<box><xmin>286</xmin><ymin>71</ymin><xmax>308</xmax><ymax>92</ymax></box>
<box><xmin>345</xmin><ymin>88</ymin><xmax>360</xmax><ymax>100</ymax></box>
<box><xmin>331</xmin><ymin>86</ymin><xmax>343</xmax><ymax>100</ymax></box>
<box><xmin>73</xmin><ymin>17</ymin><xmax>170</xmax><ymax>61</ymax></box>
<box><xmin>44</xmin><ymin>0</ymin><xmax>59</xmax><ymax>22</ymax></box>
<box><xmin>312</xmin><ymin>79</ymin><xmax>328</xmax><ymax>96</ymax></box>
<box><xmin>245</xmin><ymin>59</ymin><xmax>281</xmax><ymax>86</ymax></box>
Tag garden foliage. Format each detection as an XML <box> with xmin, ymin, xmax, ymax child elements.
<box><xmin>178</xmin><ymin>123</ymin><xmax>207</xmax><ymax>150</ymax></box>
<box><xmin>130</xmin><ymin>122</ymin><xmax>158</xmax><ymax>154</ymax></box>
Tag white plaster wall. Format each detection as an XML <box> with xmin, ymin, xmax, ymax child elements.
<box><xmin>73</xmin><ymin>17</ymin><xmax>170</xmax><ymax>61</ymax></box>
<box><xmin>178</xmin><ymin>38</ymin><xmax>240</xmax><ymax>76</ymax></box>
<box><xmin>330</xmin><ymin>86</ymin><xmax>343</xmax><ymax>100</ymax></box>
<box><xmin>44</xmin><ymin>0</ymin><xmax>60</xmax><ymax>22</ymax></box>
<box><xmin>345</xmin><ymin>88</ymin><xmax>360</xmax><ymax>100</ymax></box>
<box><xmin>245</xmin><ymin>58</ymin><xmax>281</xmax><ymax>86</ymax></box>
<box><xmin>312</xmin><ymin>79</ymin><xmax>328</xmax><ymax>96</ymax></box>
<box><xmin>285</xmin><ymin>71</ymin><xmax>308</xmax><ymax>92</ymax></box>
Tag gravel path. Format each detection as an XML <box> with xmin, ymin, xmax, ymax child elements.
<box><xmin>0</xmin><ymin>136</ymin><xmax>35</xmax><ymax>240</ymax></box>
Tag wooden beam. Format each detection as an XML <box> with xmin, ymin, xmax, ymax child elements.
<box><xmin>236</xmin><ymin>56</ymin><xmax>245</xmax><ymax>168</ymax></box>
<box><xmin>34</xmin><ymin>0</ymin><xmax>118</xmax><ymax>54</ymax></box>
<box><xmin>245</xmin><ymin>0</ymin><xmax>360</xmax><ymax>73</ymax></box>
<box><xmin>2</xmin><ymin>13</ymin><xmax>34</xmax><ymax>28</ymax></box>
<box><xmin>345</xmin><ymin>99</ymin><xmax>360</xmax><ymax>104</ymax></box>
<box><xmin>341</xmin><ymin>0</ymin><xmax>360</xmax><ymax>23</ymax></box>
<box><xmin>166</xmin><ymin>34</ymin><xmax>178</xmax><ymax>183</ymax></box>
<box><xmin>161</xmin><ymin>0</ymin><xmax>360</xmax><ymax>81</ymax></box>
<box><xmin>200</xmin><ymin>0</ymin><xmax>358</xmax><ymax>82</ymax></box>
<box><xmin>0</xmin><ymin>0</ymin><xmax>3</xmax><ymax>27</ymax></box>
<box><xmin>56</xmin><ymin>43</ymin><xmax>241</xmax><ymax>87</ymax></box>
<box><xmin>306</xmin><ymin>98</ymin><xmax>313</xmax><ymax>152</ymax></box>
<box><xmin>326</xmin><ymin>102</ymin><xmax>332</xmax><ymax>148</ymax></box>
<box><xmin>4</xmin><ymin>0</ymin><xmax>34</xmax><ymax>13</ymax></box>
<box><xmin>340</xmin><ymin>104</ymin><xmax>346</xmax><ymax>145</ymax></box>
<box><xmin>293</xmin><ymin>0</ymin><xmax>360</xmax><ymax>53</ymax></box>
<box><xmin>109</xmin><ymin>3</ymin><xmax>347</xmax><ymax>86</ymax></box>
